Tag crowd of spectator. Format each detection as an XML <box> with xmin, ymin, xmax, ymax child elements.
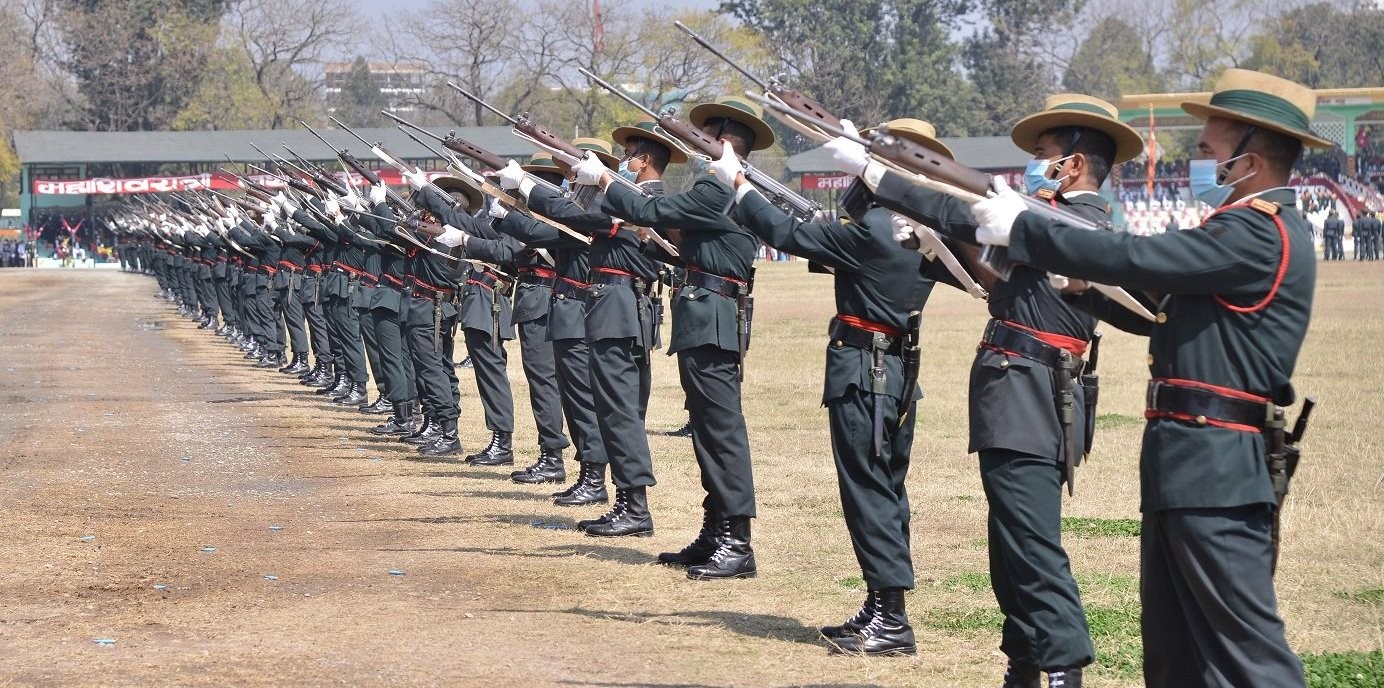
<box><xmin>0</xmin><ymin>239</ymin><xmax>35</xmax><ymax>267</ymax></box>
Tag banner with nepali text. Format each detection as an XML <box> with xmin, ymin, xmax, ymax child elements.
<box><xmin>31</xmin><ymin>170</ymin><xmax>433</xmax><ymax>196</ymax></box>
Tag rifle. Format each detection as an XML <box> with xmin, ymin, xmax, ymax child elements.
<box><xmin>384</xmin><ymin>112</ymin><xmax>592</xmax><ymax>246</ymax></box>
<box><xmin>330</xmin><ymin>115</ymin><xmax>487</xmax><ymax>218</ymax></box>
<box><xmin>751</xmin><ymin>93</ymin><xmax>1156</xmax><ymax>322</ymax></box>
<box><xmin>576</xmin><ymin>67</ymin><xmax>824</xmax><ymax>223</ymax></box>
<box><xmin>302</xmin><ymin>121</ymin><xmax>417</xmax><ymax>214</ymax></box>
<box><xmin>283</xmin><ymin>143</ymin><xmax>351</xmax><ymax>197</ymax></box>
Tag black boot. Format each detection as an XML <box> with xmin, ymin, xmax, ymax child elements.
<box><xmin>585</xmin><ymin>486</ymin><xmax>653</xmax><ymax>537</ymax></box>
<box><xmin>657</xmin><ymin>510</ymin><xmax>721</xmax><ymax>567</ymax></box>
<box><xmin>466</xmin><ymin>431</ymin><xmax>514</xmax><ymax>466</ymax></box>
<box><xmin>552</xmin><ymin>460</ymin><xmax>588</xmax><ymax>498</ymax></box>
<box><xmin>819</xmin><ymin>592</ymin><xmax>877</xmax><ymax>640</ymax></box>
<box><xmin>1001</xmin><ymin>661</ymin><xmax>1041</xmax><ymax>688</ymax></box>
<box><xmin>419</xmin><ymin>418</ymin><xmax>461</xmax><ymax>456</ymax></box>
<box><xmin>402</xmin><ymin>413</ymin><xmax>437</xmax><ymax>445</ymax></box>
<box><xmin>554</xmin><ymin>462</ymin><xmax>608</xmax><ymax>506</ymax></box>
<box><xmin>370</xmin><ymin>402</ymin><xmax>416</xmax><ymax>436</ymax></box>
<box><xmin>280</xmin><ymin>353</ymin><xmax>310</xmax><ymax>375</ymax></box>
<box><xmin>458</xmin><ymin>355</ymin><xmax>473</xmax><ymax>369</ymax></box>
<box><xmin>663</xmin><ymin>420</ymin><xmax>693</xmax><ymax>437</ymax></box>
<box><xmin>302</xmin><ymin>362</ymin><xmax>333</xmax><ymax>386</ymax></box>
<box><xmin>359</xmin><ymin>397</ymin><xmax>394</xmax><ymax>415</ymax></box>
<box><xmin>687</xmin><ymin>516</ymin><xmax>757</xmax><ymax>580</ymax></box>
<box><xmin>196</xmin><ymin>314</ymin><xmax>212</xmax><ymax>329</ymax></box>
<box><xmin>512</xmin><ymin>448</ymin><xmax>565</xmax><ymax>484</ymax></box>
<box><xmin>316</xmin><ymin>372</ymin><xmax>350</xmax><ymax>396</ymax></box>
<box><xmin>1046</xmin><ymin>668</ymin><xmax>1081</xmax><ymax>688</ymax></box>
<box><xmin>576</xmin><ymin>485</ymin><xmax>625</xmax><ymax>531</ymax></box>
<box><xmin>255</xmin><ymin>351</ymin><xmax>284</xmax><ymax>368</ymax></box>
<box><xmin>826</xmin><ymin>588</ymin><xmax>915</xmax><ymax>656</ymax></box>
<box><xmin>333</xmin><ymin>382</ymin><xmax>368</xmax><ymax>406</ymax></box>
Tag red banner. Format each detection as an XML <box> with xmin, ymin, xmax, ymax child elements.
<box><xmin>31</xmin><ymin>170</ymin><xmax>444</xmax><ymax>196</ymax></box>
<box><xmin>801</xmin><ymin>173</ymin><xmax>855</xmax><ymax>191</ymax></box>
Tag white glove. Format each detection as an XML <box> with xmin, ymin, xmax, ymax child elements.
<box><xmin>258</xmin><ymin>201</ymin><xmax>274</xmax><ymax>216</ymax></box>
<box><xmin>709</xmin><ymin>144</ymin><xmax>744</xmax><ymax>187</ymax></box>
<box><xmin>436</xmin><ymin>224</ymin><xmax>468</xmax><ymax>248</ymax></box>
<box><xmin>488</xmin><ymin>202</ymin><xmax>509</xmax><ymax>220</ymax></box>
<box><xmin>368</xmin><ymin>183</ymin><xmax>388</xmax><ymax>206</ymax></box>
<box><xmin>263</xmin><ymin>213</ymin><xmax>278</xmax><ymax>230</ymax></box>
<box><xmin>824</xmin><ymin>120</ymin><xmax>869</xmax><ymax>177</ymax></box>
<box><xmin>891</xmin><ymin>214</ymin><xmax>918</xmax><ymax>244</ymax></box>
<box><xmin>497</xmin><ymin>160</ymin><xmax>526</xmax><ymax>190</ymax></box>
<box><xmin>1048</xmin><ymin>273</ymin><xmax>1069</xmax><ymax>290</ymax></box>
<box><xmin>972</xmin><ymin>176</ymin><xmax>1025</xmax><ymax>247</ymax></box>
<box><xmin>403</xmin><ymin>169</ymin><xmax>428</xmax><ymax>191</ymax></box>
<box><xmin>341</xmin><ymin>187</ymin><xmax>362</xmax><ymax>211</ymax></box>
<box><xmin>324</xmin><ymin>196</ymin><xmax>341</xmax><ymax>218</ymax></box>
<box><xmin>571</xmin><ymin>153</ymin><xmax>608</xmax><ymax>187</ymax></box>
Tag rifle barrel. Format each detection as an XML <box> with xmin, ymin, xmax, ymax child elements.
<box><xmin>447</xmin><ymin>82</ymin><xmax>517</xmax><ymax>124</ymax></box>
<box><xmin>672</xmin><ymin>21</ymin><xmax>770</xmax><ymax>90</ymax></box>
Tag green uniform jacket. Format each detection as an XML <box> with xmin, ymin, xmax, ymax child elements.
<box><xmin>734</xmin><ymin>193</ymin><xmax>930</xmax><ymax>404</ymax></box>
<box><xmin>1006</xmin><ymin>187</ymin><xmax>1315</xmax><ymax>511</ymax></box>
<box><xmin>494</xmin><ymin>210</ymin><xmax>588</xmax><ymax>341</ymax></box>
<box><xmin>602</xmin><ymin>176</ymin><xmax>755</xmax><ymax>354</ymax></box>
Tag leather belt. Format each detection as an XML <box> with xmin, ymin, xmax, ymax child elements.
<box><xmin>1146</xmin><ymin>378</ymin><xmax>1269</xmax><ymax>432</ymax></box>
<box><xmin>519</xmin><ymin>273</ymin><xmax>556</xmax><ymax>288</ymax></box>
<box><xmin>307</xmin><ymin>264</ymin><xmax>324</xmax><ymax>275</ymax></box>
<box><xmin>828</xmin><ymin>316</ymin><xmax>902</xmax><ymax>356</ymax></box>
<box><xmin>359</xmin><ymin>273</ymin><xmax>379</xmax><ymax>287</ymax></box>
<box><xmin>684</xmin><ymin>266</ymin><xmax>748</xmax><ymax>298</ymax></box>
<box><xmin>278</xmin><ymin>260</ymin><xmax>304</xmax><ymax>273</ymax></box>
<box><xmin>334</xmin><ymin>261</ymin><xmax>369</xmax><ymax>280</ymax></box>
<box><xmin>467</xmin><ymin>270</ymin><xmax>512</xmax><ymax>293</ymax></box>
<box><xmin>553</xmin><ymin>277</ymin><xmax>589</xmax><ymax>300</ymax></box>
<box><xmin>980</xmin><ymin>319</ymin><xmax>1083</xmax><ymax>370</ymax></box>
<box><xmin>593</xmin><ymin>268</ymin><xmax>651</xmax><ymax>295</ymax></box>
<box><xmin>407</xmin><ymin>276</ymin><xmax>457</xmax><ymax>302</ymax></box>
<box><xmin>381</xmin><ymin>273</ymin><xmax>404</xmax><ymax>287</ymax></box>
<box><xmin>260</xmin><ymin>264</ymin><xmax>278</xmax><ymax>276</ymax></box>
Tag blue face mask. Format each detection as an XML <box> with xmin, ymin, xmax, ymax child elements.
<box><xmin>1023</xmin><ymin>156</ymin><xmax>1072</xmax><ymax>195</ymax></box>
<box><xmin>1189</xmin><ymin>155</ymin><xmax>1252</xmax><ymax>208</ymax></box>
<box><xmin>617</xmin><ymin>159</ymin><xmax>640</xmax><ymax>183</ymax></box>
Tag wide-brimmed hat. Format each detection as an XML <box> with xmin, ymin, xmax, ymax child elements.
<box><xmin>1182</xmin><ymin>68</ymin><xmax>1331</xmax><ymax>148</ymax></box>
<box><xmin>553</xmin><ymin>138</ymin><xmax>620</xmax><ymax>173</ymax></box>
<box><xmin>1011</xmin><ymin>94</ymin><xmax>1146</xmax><ymax>164</ymax></box>
<box><xmin>521</xmin><ymin>152</ymin><xmax>563</xmax><ymax>176</ymax></box>
<box><xmin>429</xmin><ymin>175</ymin><xmax>484</xmax><ymax>214</ymax></box>
<box><xmin>611</xmin><ymin>118</ymin><xmax>689</xmax><ymax>164</ymax></box>
<box><xmin>862</xmin><ymin>118</ymin><xmax>954</xmax><ymax>160</ymax></box>
<box><xmin>689</xmin><ymin>96</ymin><xmax>776</xmax><ymax>151</ymax></box>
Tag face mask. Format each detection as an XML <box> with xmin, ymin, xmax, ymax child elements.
<box><xmin>1190</xmin><ymin>154</ymin><xmax>1253</xmax><ymax>208</ymax></box>
<box><xmin>617</xmin><ymin>159</ymin><xmax>640</xmax><ymax>183</ymax></box>
<box><xmin>1023</xmin><ymin>155</ymin><xmax>1072</xmax><ymax>195</ymax></box>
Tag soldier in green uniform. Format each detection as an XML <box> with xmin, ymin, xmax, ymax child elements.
<box><xmin>1321</xmin><ymin>210</ymin><xmax>1343</xmax><ymax>260</ymax></box>
<box><xmin>835</xmin><ymin>94</ymin><xmax>1145</xmax><ymax>686</ymax></box>
<box><xmin>970</xmin><ymin>68</ymin><xmax>1318</xmax><ymax>688</ymax></box>
<box><xmin>353</xmin><ymin>184</ymin><xmax>422</xmax><ymax>436</ymax></box>
<box><xmin>571</xmin><ymin>97</ymin><xmax>773</xmax><ymax>577</ymax></box>
<box><xmin>711</xmin><ymin>118</ymin><xmax>949</xmax><ymax>654</ymax></box>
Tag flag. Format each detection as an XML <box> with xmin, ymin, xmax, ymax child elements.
<box><xmin>592</xmin><ymin>0</ymin><xmax>605</xmax><ymax>54</ymax></box>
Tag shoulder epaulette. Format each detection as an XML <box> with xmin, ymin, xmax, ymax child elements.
<box><xmin>1249</xmin><ymin>198</ymin><xmax>1280</xmax><ymax>216</ymax></box>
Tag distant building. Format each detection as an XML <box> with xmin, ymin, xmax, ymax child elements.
<box><xmin>322</xmin><ymin>61</ymin><xmax>429</xmax><ymax>115</ymax></box>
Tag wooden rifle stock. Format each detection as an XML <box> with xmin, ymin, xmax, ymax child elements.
<box><xmin>442</xmin><ymin>134</ymin><xmax>506</xmax><ymax>171</ymax></box>
<box><xmin>514</xmin><ymin>115</ymin><xmax>585</xmax><ymax>161</ymax></box>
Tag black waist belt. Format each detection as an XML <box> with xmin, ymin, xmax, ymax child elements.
<box><xmin>828</xmin><ymin>317</ymin><xmax>902</xmax><ymax>356</ymax></box>
<box><xmin>684</xmin><ymin>269</ymin><xmax>747</xmax><ymax>298</ymax></box>
<box><xmin>519</xmin><ymin>273</ymin><xmax>556</xmax><ymax>288</ymax></box>
<box><xmin>593</xmin><ymin>271</ymin><xmax>651</xmax><ymax>295</ymax></box>
<box><xmin>981</xmin><ymin>319</ymin><xmax>1077</xmax><ymax>370</ymax></box>
<box><xmin>553</xmin><ymin>279</ymin><xmax>588</xmax><ymax>300</ymax></box>
<box><xmin>1146</xmin><ymin>379</ymin><xmax>1268</xmax><ymax>430</ymax></box>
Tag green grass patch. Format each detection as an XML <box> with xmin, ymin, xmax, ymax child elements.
<box><xmin>836</xmin><ymin>575</ymin><xmax>865</xmax><ymax>590</ymax></box>
<box><xmin>939</xmin><ymin>572</ymin><xmax>990</xmax><ymax>592</ymax></box>
<box><xmin>1095</xmin><ymin>413</ymin><xmax>1144</xmax><ymax>429</ymax></box>
<box><xmin>968</xmin><ymin>537</ymin><xmax>988</xmax><ymax>551</ymax></box>
<box><xmin>1302</xmin><ymin>650</ymin><xmax>1384</xmax><ymax>688</ymax></box>
<box><xmin>1062</xmin><ymin>517</ymin><xmax>1141</xmax><ymax>538</ymax></box>
<box><xmin>1086</xmin><ymin>604</ymin><xmax>1143</xmax><ymax>679</ymax></box>
<box><xmin>1335</xmin><ymin>588</ymin><xmax>1384</xmax><ymax>606</ymax></box>
<box><xmin>920</xmin><ymin>607</ymin><xmax>1004</xmax><ymax>634</ymax></box>
<box><xmin>1077</xmin><ymin>573</ymin><xmax>1139</xmax><ymax>595</ymax></box>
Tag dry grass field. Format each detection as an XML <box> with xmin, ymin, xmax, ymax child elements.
<box><xmin>0</xmin><ymin>261</ymin><xmax>1379</xmax><ymax>687</ymax></box>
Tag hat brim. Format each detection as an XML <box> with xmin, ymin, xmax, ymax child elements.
<box><xmin>861</xmin><ymin>126</ymin><xmax>955</xmax><ymax>161</ymax></box>
<box><xmin>611</xmin><ymin>126</ymin><xmax>689</xmax><ymax>164</ymax></box>
<box><xmin>520</xmin><ymin>162</ymin><xmax>564</xmax><ymax>177</ymax></box>
<box><xmin>555</xmin><ymin>151</ymin><xmax>620</xmax><ymax>173</ymax></box>
<box><xmin>1011</xmin><ymin>111</ymin><xmax>1146</xmax><ymax>164</ymax></box>
<box><xmin>1181</xmin><ymin>102</ymin><xmax>1334</xmax><ymax>149</ymax></box>
<box><xmin>690</xmin><ymin>103</ymin><xmax>776</xmax><ymax>151</ymax></box>
<box><xmin>429</xmin><ymin>176</ymin><xmax>484</xmax><ymax>214</ymax></box>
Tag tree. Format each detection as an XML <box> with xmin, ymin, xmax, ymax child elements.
<box><xmin>1245</xmin><ymin>2</ymin><xmax>1384</xmax><ymax>89</ymax></box>
<box><xmin>223</xmin><ymin>0</ymin><xmax>357</xmax><ymax>129</ymax></box>
<box><xmin>330</xmin><ymin>55</ymin><xmax>387</xmax><ymax>127</ymax></box>
<box><xmin>1063</xmin><ymin>16</ymin><xmax>1164</xmax><ymax>100</ymax></box>
<box><xmin>960</xmin><ymin>0</ymin><xmax>1082</xmax><ymax>135</ymax></box>
<box><xmin>172</xmin><ymin>46</ymin><xmax>278</xmax><ymax>130</ymax></box>
<box><xmin>721</xmin><ymin>0</ymin><xmax>977</xmax><ymax>150</ymax></box>
<box><xmin>53</xmin><ymin>0</ymin><xmax>232</xmax><ymax>131</ymax></box>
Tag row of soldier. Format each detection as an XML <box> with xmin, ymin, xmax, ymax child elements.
<box><xmin>109</xmin><ymin>62</ymin><xmax>1323</xmax><ymax>688</ymax></box>
<box><xmin>1321</xmin><ymin>208</ymin><xmax>1383</xmax><ymax>260</ymax></box>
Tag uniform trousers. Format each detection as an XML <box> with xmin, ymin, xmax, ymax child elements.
<box><xmin>677</xmin><ymin>345</ymin><xmax>755</xmax><ymax>518</ymax></box>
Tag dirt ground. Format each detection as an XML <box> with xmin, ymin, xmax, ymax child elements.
<box><xmin>0</xmin><ymin>264</ymin><xmax>1378</xmax><ymax>687</ymax></box>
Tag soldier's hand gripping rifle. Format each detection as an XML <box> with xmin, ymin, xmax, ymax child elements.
<box><xmin>301</xmin><ymin>121</ymin><xmax>417</xmax><ymax>214</ymax></box>
<box><xmin>751</xmin><ymin>94</ymin><xmax>1155</xmax><ymax>323</ymax></box>
<box><xmin>576</xmin><ymin>67</ymin><xmax>825</xmax><ymax>226</ymax></box>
